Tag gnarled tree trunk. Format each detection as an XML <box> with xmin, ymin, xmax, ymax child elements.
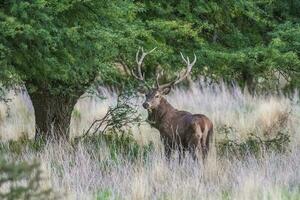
<box><xmin>30</xmin><ymin>92</ymin><xmax>79</xmax><ymax>141</ymax></box>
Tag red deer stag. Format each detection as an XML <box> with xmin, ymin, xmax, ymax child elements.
<box><xmin>132</xmin><ymin>47</ymin><xmax>213</xmax><ymax>161</ymax></box>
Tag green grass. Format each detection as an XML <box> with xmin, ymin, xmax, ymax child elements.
<box><xmin>95</xmin><ymin>188</ymin><xmax>119</xmax><ymax>200</ymax></box>
<box><xmin>73</xmin><ymin>133</ymin><xmax>154</xmax><ymax>162</ymax></box>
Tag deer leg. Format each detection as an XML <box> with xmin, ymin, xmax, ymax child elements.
<box><xmin>187</xmin><ymin>125</ymin><xmax>204</xmax><ymax>161</ymax></box>
<box><xmin>162</xmin><ymin>138</ymin><xmax>172</xmax><ymax>161</ymax></box>
<box><xmin>206</xmin><ymin>128</ymin><xmax>213</xmax><ymax>153</ymax></box>
<box><xmin>190</xmin><ymin>148</ymin><xmax>197</xmax><ymax>161</ymax></box>
<box><xmin>201</xmin><ymin>142</ymin><xmax>208</xmax><ymax>161</ymax></box>
<box><xmin>164</xmin><ymin>145</ymin><xmax>172</xmax><ymax>161</ymax></box>
<box><xmin>175</xmin><ymin>137</ymin><xmax>185</xmax><ymax>163</ymax></box>
<box><xmin>202</xmin><ymin>127</ymin><xmax>213</xmax><ymax>162</ymax></box>
<box><xmin>198</xmin><ymin>125</ymin><xmax>210</xmax><ymax>161</ymax></box>
<box><xmin>188</xmin><ymin>136</ymin><xmax>201</xmax><ymax>161</ymax></box>
<box><xmin>187</xmin><ymin>146</ymin><xmax>201</xmax><ymax>162</ymax></box>
<box><xmin>178</xmin><ymin>147</ymin><xmax>187</xmax><ymax>164</ymax></box>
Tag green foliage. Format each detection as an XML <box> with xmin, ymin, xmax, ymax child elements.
<box><xmin>221</xmin><ymin>190</ymin><xmax>231</xmax><ymax>200</ymax></box>
<box><xmin>96</xmin><ymin>188</ymin><xmax>118</xmax><ymax>200</ymax></box>
<box><xmin>134</xmin><ymin>0</ymin><xmax>300</xmax><ymax>90</ymax></box>
<box><xmin>2</xmin><ymin>0</ymin><xmax>300</xmax><ymax>138</ymax></box>
<box><xmin>71</xmin><ymin>108</ymin><xmax>81</xmax><ymax>120</ymax></box>
<box><xmin>0</xmin><ymin>0</ymin><xmax>153</xmax><ymax>96</ymax></box>
<box><xmin>74</xmin><ymin>133</ymin><xmax>154</xmax><ymax>162</ymax></box>
<box><xmin>83</xmin><ymin>90</ymin><xmax>142</xmax><ymax>136</ymax></box>
<box><xmin>221</xmin><ymin>187</ymin><xmax>300</xmax><ymax>200</ymax></box>
<box><xmin>0</xmin><ymin>127</ymin><xmax>153</xmax><ymax>164</ymax></box>
<box><xmin>75</xmin><ymin>90</ymin><xmax>156</xmax><ymax>161</ymax></box>
<box><xmin>0</xmin><ymin>136</ymin><xmax>46</xmax><ymax>155</ymax></box>
<box><xmin>0</xmin><ymin>159</ymin><xmax>53</xmax><ymax>200</ymax></box>
<box><xmin>217</xmin><ymin>128</ymin><xmax>290</xmax><ymax>158</ymax></box>
<box><xmin>279</xmin><ymin>187</ymin><xmax>300</xmax><ymax>200</ymax></box>
<box><xmin>2</xmin><ymin>0</ymin><xmax>300</xmax><ymax>94</ymax></box>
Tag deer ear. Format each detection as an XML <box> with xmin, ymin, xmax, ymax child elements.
<box><xmin>161</xmin><ymin>86</ymin><xmax>171</xmax><ymax>95</ymax></box>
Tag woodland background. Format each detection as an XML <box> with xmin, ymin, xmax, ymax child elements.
<box><xmin>1</xmin><ymin>0</ymin><xmax>300</xmax><ymax>139</ymax></box>
<box><xmin>1</xmin><ymin>1</ymin><xmax>300</xmax><ymax>199</ymax></box>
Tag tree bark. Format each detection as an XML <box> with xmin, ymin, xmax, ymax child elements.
<box><xmin>241</xmin><ymin>69</ymin><xmax>255</xmax><ymax>94</ymax></box>
<box><xmin>29</xmin><ymin>92</ymin><xmax>79</xmax><ymax>141</ymax></box>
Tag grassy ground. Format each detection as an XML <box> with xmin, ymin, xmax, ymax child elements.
<box><xmin>0</xmin><ymin>83</ymin><xmax>300</xmax><ymax>199</ymax></box>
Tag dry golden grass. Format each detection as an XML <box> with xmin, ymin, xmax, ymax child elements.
<box><xmin>0</xmin><ymin>89</ymin><xmax>34</xmax><ymax>141</ymax></box>
<box><xmin>0</xmin><ymin>83</ymin><xmax>300</xmax><ymax>199</ymax></box>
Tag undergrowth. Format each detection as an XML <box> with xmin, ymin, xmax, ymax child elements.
<box><xmin>73</xmin><ymin>133</ymin><xmax>154</xmax><ymax>162</ymax></box>
<box><xmin>0</xmin><ymin>133</ymin><xmax>154</xmax><ymax>163</ymax></box>
<box><xmin>0</xmin><ymin>159</ymin><xmax>54</xmax><ymax>200</ymax></box>
<box><xmin>217</xmin><ymin>125</ymin><xmax>291</xmax><ymax>158</ymax></box>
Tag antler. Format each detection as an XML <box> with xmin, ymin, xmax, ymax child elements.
<box><xmin>156</xmin><ymin>53</ymin><xmax>197</xmax><ymax>89</ymax></box>
<box><xmin>132</xmin><ymin>47</ymin><xmax>157</xmax><ymax>87</ymax></box>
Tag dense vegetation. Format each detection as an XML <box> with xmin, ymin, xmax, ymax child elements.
<box><xmin>1</xmin><ymin>0</ymin><xmax>300</xmax><ymax>139</ymax></box>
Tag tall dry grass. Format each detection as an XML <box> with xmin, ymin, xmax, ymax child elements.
<box><xmin>0</xmin><ymin>83</ymin><xmax>300</xmax><ymax>199</ymax></box>
<box><xmin>0</xmin><ymin>89</ymin><xmax>34</xmax><ymax>141</ymax></box>
<box><xmin>5</xmin><ymin>139</ymin><xmax>300</xmax><ymax>200</ymax></box>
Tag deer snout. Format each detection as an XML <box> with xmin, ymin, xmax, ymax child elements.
<box><xmin>142</xmin><ymin>102</ymin><xmax>150</xmax><ymax>109</ymax></box>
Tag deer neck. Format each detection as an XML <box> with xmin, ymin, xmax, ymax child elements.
<box><xmin>148</xmin><ymin>98</ymin><xmax>175</xmax><ymax>127</ymax></box>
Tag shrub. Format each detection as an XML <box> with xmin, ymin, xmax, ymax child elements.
<box><xmin>0</xmin><ymin>135</ymin><xmax>46</xmax><ymax>155</ymax></box>
<box><xmin>73</xmin><ymin>90</ymin><xmax>154</xmax><ymax>162</ymax></box>
<box><xmin>73</xmin><ymin>133</ymin><xmax>154</xmax><ymax>163</ymax></box>
<box><xmin>217</xmin><ymin>130</ymin><xmax>290</xmax><ymax>158</ymax></box>
<box><xmin>0</xmin><ymin>160</ymin><xmax>53</xmax><ymax>200</ymax></box>
<box><xmin>83</xmin><ymin>91</ymin><xmax>142</xmax><ymax>137</ymax></box>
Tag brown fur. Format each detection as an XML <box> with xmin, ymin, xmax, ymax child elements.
<box><xmin>132</xmin><ymin>47</ymin><xmax>213</xmax><ymax>160</ymax></box>
<box><xmin>145</xmin><ymin>95</ymin><xmax>213</xmax><ymax>161</ymax></box>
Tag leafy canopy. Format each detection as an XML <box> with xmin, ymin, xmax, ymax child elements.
<box><xmin>1</xmin><ymin>0</ymin><xmax>300</xmax><ymax>94</ymax></box>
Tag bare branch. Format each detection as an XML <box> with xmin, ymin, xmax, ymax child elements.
<box><xmin>82</xmin><ymin>92</ymin><xmax>141</xmax><ymax>138</ymax></box>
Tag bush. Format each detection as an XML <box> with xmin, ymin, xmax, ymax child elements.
<box><xmin>73</xmin><ymin>133</ymin><xmax>154</xmax><ymax>162</ymax></box>
<box><xmin>0</xmin><ymin>160</ymin><xmax>53</xmax><ymax>200</ymax></box>
<box><xmin>83</xmin><ymin>90</ymin><xmax>142</xmax><ymax>137</ymax></box>
<box><xmin>73</xmin><ymin>90</ymin><xmax>154</xmax><ymax>162</ymax></box>
<box><xmin>217</xmin><ymin>130</ymin><xmax>290</xmax><ymax>158</ymax></box>
<box><xmin>0</xmin><ymin>135</ymin><xmax>46</xmax><ymax>155</ymax></box>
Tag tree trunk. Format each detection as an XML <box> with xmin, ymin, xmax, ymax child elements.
<box><xmin>30</xmin><ymin>92</ymin><xmax>79</xmax><ymax>141</ymax></box>
<box><xmin>241</xmin><ymin>69</ymin><xmax>255</xmax><ymax>94</ymax></box>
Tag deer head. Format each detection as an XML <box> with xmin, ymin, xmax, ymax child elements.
<box><xmin>132</xmin><ymin>47</ymin><xmax>197</xmax><ymax>110</ymax></box>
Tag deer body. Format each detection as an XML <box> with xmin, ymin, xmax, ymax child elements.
<box><xmin>132</xmin><ymin>47</ymin><xmax>213</xmax><ymax>160</ymax></box>
<box><xmin>147</xmin><ymin>97</ymin><xmax>213</xmax><ymax>160</ymax></box>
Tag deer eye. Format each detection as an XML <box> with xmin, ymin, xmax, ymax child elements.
<box><xmin>155</xmin><ymin>95</ymin><xmax>159</xmax><ymax>98</ymax></box>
